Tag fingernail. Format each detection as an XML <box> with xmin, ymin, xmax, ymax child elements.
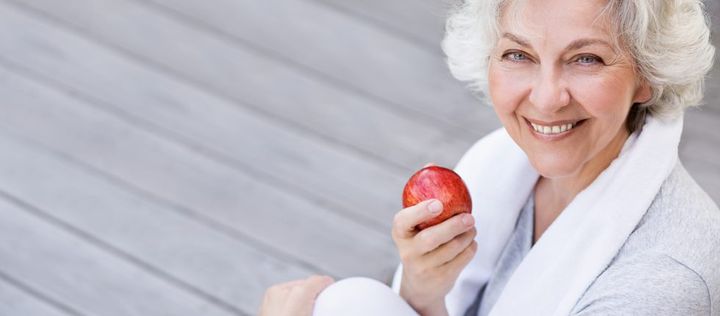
<box><xmin>462</xmin><ymin>214</ymin><xmax>474</xmax><ymax>226</ymax></box>
<box><xmin>428</xmin><ymin>200</ymin><xmax>442</xmax><ymax>214</ymax></box>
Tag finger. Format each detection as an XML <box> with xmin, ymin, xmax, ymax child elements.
<box><xmin>286</xmin><ymin>276</ymin><xmax>334</xmax><ymax>310</ymax></box>
<box><xmin>286</xmin><ymin>275</ymin><xmax>333</xmax><ymax>300</ymax></box>
<box><xmin>260</xmin><ymin>280</ymin><xmax>304</xmax><ymax>316</ymax></box>
<box><xmin>273</xmin><ymin>278</ymin><xmax>308</xmax><ymax>292</ymax></box>
<box><xmin>392</xmin><ymin>199</ymin><xmax>444</xmax><ymax>239</ymax></box>
<box><xmin>441</xmin><ymin>240</ymin><xmax>478</xmax><ymax>276</ymax></box>
<box><xmin>415</xmin><ymin>212</ymin><xmax>474</xmax><ymax>254</ymax></box>
<box><xmin>425</xmin><ymin>227</ymin><xmax>477</xmax><ymax>266</ymax></box>
<box><xmin>303</xmin><ymin>275</ymin><xmax>335</xmax><ymax>296</ymax></box>
<box><xmin>265</xmin><ymin>276</ymin><xmax>317</xmax><ymax>303</ymax></box>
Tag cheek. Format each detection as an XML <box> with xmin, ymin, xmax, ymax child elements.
<box><xmin>569</xmin><ymin>73</ymin><xmax>636</xmax><ymax>149</ymax></box>
<box><xmin>569</xmin><ymin>72</ymin><xmax>636</xmax><ymax>120</ymax></box>
<box><xmin>488</xmin><ymin>63</ymin><xmax>532</xmax><ymax>115</ymax></box>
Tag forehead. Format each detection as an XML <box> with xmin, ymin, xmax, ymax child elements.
<box><xmin>499</xmin><ymin>0</ymin><xmax>613</xmax><ymax>43</ymax></box>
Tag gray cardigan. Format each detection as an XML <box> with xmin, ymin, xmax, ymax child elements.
<box><xmin>468</xmin><ymin>162</ymin><xmax>720</xmax><ymax>315</ymax></box>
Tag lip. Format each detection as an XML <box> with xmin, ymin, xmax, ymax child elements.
<box><xmin>525</xmin><ymin>117</ymin><xmax>584</xmax><ymax>126</ymax></box>
<box><xmin>524</xmin><ymin>117</ymin><xmax>588</xmax><ymax>141</ymax></box>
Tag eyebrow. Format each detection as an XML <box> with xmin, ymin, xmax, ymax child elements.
<box><xmin>501</xmin><ymin>32</ymin><xmax>615</xmax><ymax>52</ymax></box>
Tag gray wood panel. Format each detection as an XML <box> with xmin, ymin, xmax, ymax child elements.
<box><xmin>0</xmin><ymin>61</ymin><xmax>398</xmax><ymax>280</ymax></box>
<box><xmin>681</xmin><ymin>158</ymin><xmax>720</xmax><ymax>201</ymax></box>
<box><xmin>0</xmin><ymin>195</ymin><xmax>239</xmax><ymax>316</ymax></box>
<box><xmin>142</xmin><ymin>0</ymin><xmax>496</xmax><ymax>133</ymax></box>
<box><xmin>0</xmin><ymin>2</ymin><xmax>406</xmax><ymax>231</ymax></box>
<box><xmin>0</xmin><ymin>130</ymin><xmax>316</xmax><ymax>314</ymax></box>
<box><xmin>5</xmin><ymin>0</ymin><xmax>485</xmax><ymax>170</ymax></box>
<box><xmin>0</xmin><ymin>0</ymin><xmax>716</xmax><ymax>314</ymax></box>
<box><xmin>0</xmin><ymin>274</ymin><xmax>74</xmax><ymax>316</ymax></box>
<box><xmin>311</xmin><ymin>0</ymin><xmax>449</xmax><ymax>50</ymax></box>
<box><xmin>681</xmin><ymin>110</ymin><xmax>720</xmax><ymax>204</ymax></box>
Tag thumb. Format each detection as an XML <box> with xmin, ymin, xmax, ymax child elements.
<box><xmin>290</xmin><ymin>275</ymin><xmax>334</xmax><ymax>302</ymax></box>
<box><xmin>282</xmin><ymin>275</ymin><xmax>334</xmax><ymax>316</ymax></box>
<box><xmin>305</xmin><ymin>275</ymin><xmax>334</xmax><ymax>294</ymax></box>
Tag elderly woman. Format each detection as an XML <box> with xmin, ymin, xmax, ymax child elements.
<box><xmin>259</xmin><ymin>0</ymin><xmax>718</xmax><ymax>315</ymax></box>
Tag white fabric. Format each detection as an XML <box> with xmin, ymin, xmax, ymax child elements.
<box><xmin>392</xmin><ymin>114</ymin><xmax>684</xmax><ymax>315</ymax></box>
<box><xmin>313</xmin><ymin>277</ymin><xmax>418</xmax><ymax>316</ymax></box>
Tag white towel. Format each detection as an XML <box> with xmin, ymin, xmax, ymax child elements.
<box><xmin>392</xmin><ymin>114</ymin><xmax>684</xmax><ymax>315</ymax></box>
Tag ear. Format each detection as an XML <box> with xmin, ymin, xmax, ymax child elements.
<box><xmin>632</xmin><ymin>81</ymin><xmax>652</xmax><ymax>104</ymax></box>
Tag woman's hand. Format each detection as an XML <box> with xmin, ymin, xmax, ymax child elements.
<box><xmin>258</xmin><ymin>275</ymin><xmax>334</xmax><ymax>316</ymax></box>
<box><xmin>392</xmin><ymin>198</ymin><xmax>477</xmax><ymax>316</ymax></box>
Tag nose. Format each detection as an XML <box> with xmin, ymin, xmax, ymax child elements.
<box><xmin>528</xmin><ymin>66</ymin><xmax>570</xmax><ymax>112</ymax></box>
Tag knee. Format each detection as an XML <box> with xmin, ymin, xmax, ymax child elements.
<box><xmin>315</xmin><ymin>277</ymin><xmax>386</xmax><ymax>305</ymax></box>
<box><xmin>313</xmin><ymin>277</ymin><xmax>416</xmax><ymax>316</ymax></box>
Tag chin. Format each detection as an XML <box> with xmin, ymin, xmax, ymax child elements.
<box><xmin>528</xmin><ymin>155</ymin><xmax>580</xmax><ymax>180</ymax></box>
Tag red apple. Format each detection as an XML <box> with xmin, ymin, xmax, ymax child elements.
<box><xmin>402</xmin><ymin>166</ymin><xmax>472</xmax><ymax>230</ymax></box>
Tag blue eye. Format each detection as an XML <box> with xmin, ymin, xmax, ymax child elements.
<box><xmin>576</xmin><ymin>55</ymin><xmax>603</xmax><ymax>65</ymax></box>
<box><xmin>502</xmin><ymin>51</ymin><xmax>529</xmax><ymax>62</ymax></box>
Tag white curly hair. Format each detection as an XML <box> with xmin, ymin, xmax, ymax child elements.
<box><xmin>441</xmin><ymin>0</ymin><xmax>716</xmax><ymax>132</ymax></box>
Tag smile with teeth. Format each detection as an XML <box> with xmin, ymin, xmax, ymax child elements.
<box><xmin>530</xmin><ymin>121</ymin><xmax>578</xmax><ymax>135</ymax></box>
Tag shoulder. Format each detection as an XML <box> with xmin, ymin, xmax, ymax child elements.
<box><xmin>573</xmin><ymin>162</ymin><xmax>720</xmax><ymax>315</ymax></box>
<box><xmin>571</xmin><ymin>252</ymin><xmax>711</xmax><ymax>315</ymax></box>
<box><xmin>631</xmin><ymin>162</ymin><xmax>720</xmax><ymax>272</ymax></box>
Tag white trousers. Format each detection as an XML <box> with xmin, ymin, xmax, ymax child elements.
<box><xmin>312</xmin><ymin>277</ymin><xmax>419</xmax><ymax>316</ymax></box>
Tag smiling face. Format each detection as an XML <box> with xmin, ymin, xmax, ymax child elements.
<box><xmin>488</xmin><ymin>0</ymin><xmax>651</xmax><ymax>179</ymax></box>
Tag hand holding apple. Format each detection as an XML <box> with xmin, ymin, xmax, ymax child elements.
<box><xmin>390</xmin><ymin>164</ymin><xmax>477</xmax><ymax>316</ymax></box>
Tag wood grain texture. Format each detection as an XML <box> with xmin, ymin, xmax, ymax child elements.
<box><xmin>0</xmin><ymin>0</ymin><xmax>716</xmax><ymax>314</ymax></box>
<box><xmin>5</xmin><ymin>0</ymin><xmax>488</xmax><ymax>170</ymax></box>
<box><xmin>0</xmin><ymin>129</ymin><xmax>316</xmax><ymax>314</ymax></box>
<box><xmin>142</xmin><ymin>0</ymin><xmax>496</xmax><ymax>133</ymax></box>
<box><xmin>311</xmin><ymin>0</ymin><xmax>450</xmax><ymax>50</ymax></box>
<box><xmin>0</xmin><ymin>274</ymin><xmax>75</xmax><ymax>316</ymax></box>
<box><xmin>0</xmin><ymin>63</ymin><xmax>398</xmax><ymax>281</ymax></box>
<box><xmin>0</xmin><ymin>194</ymin><xmax>240</xmax><ymax>316</ymax></box>
<box><xmin>0</xmin><ymin>2</ymin><xmax>406</xmax><ymax>232</ymax></box>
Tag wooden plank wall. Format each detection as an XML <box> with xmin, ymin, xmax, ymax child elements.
<box><xmin>0</xmin><ymin>0</ymin><xmax>716</xmax><ymax>315</ymax></box>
